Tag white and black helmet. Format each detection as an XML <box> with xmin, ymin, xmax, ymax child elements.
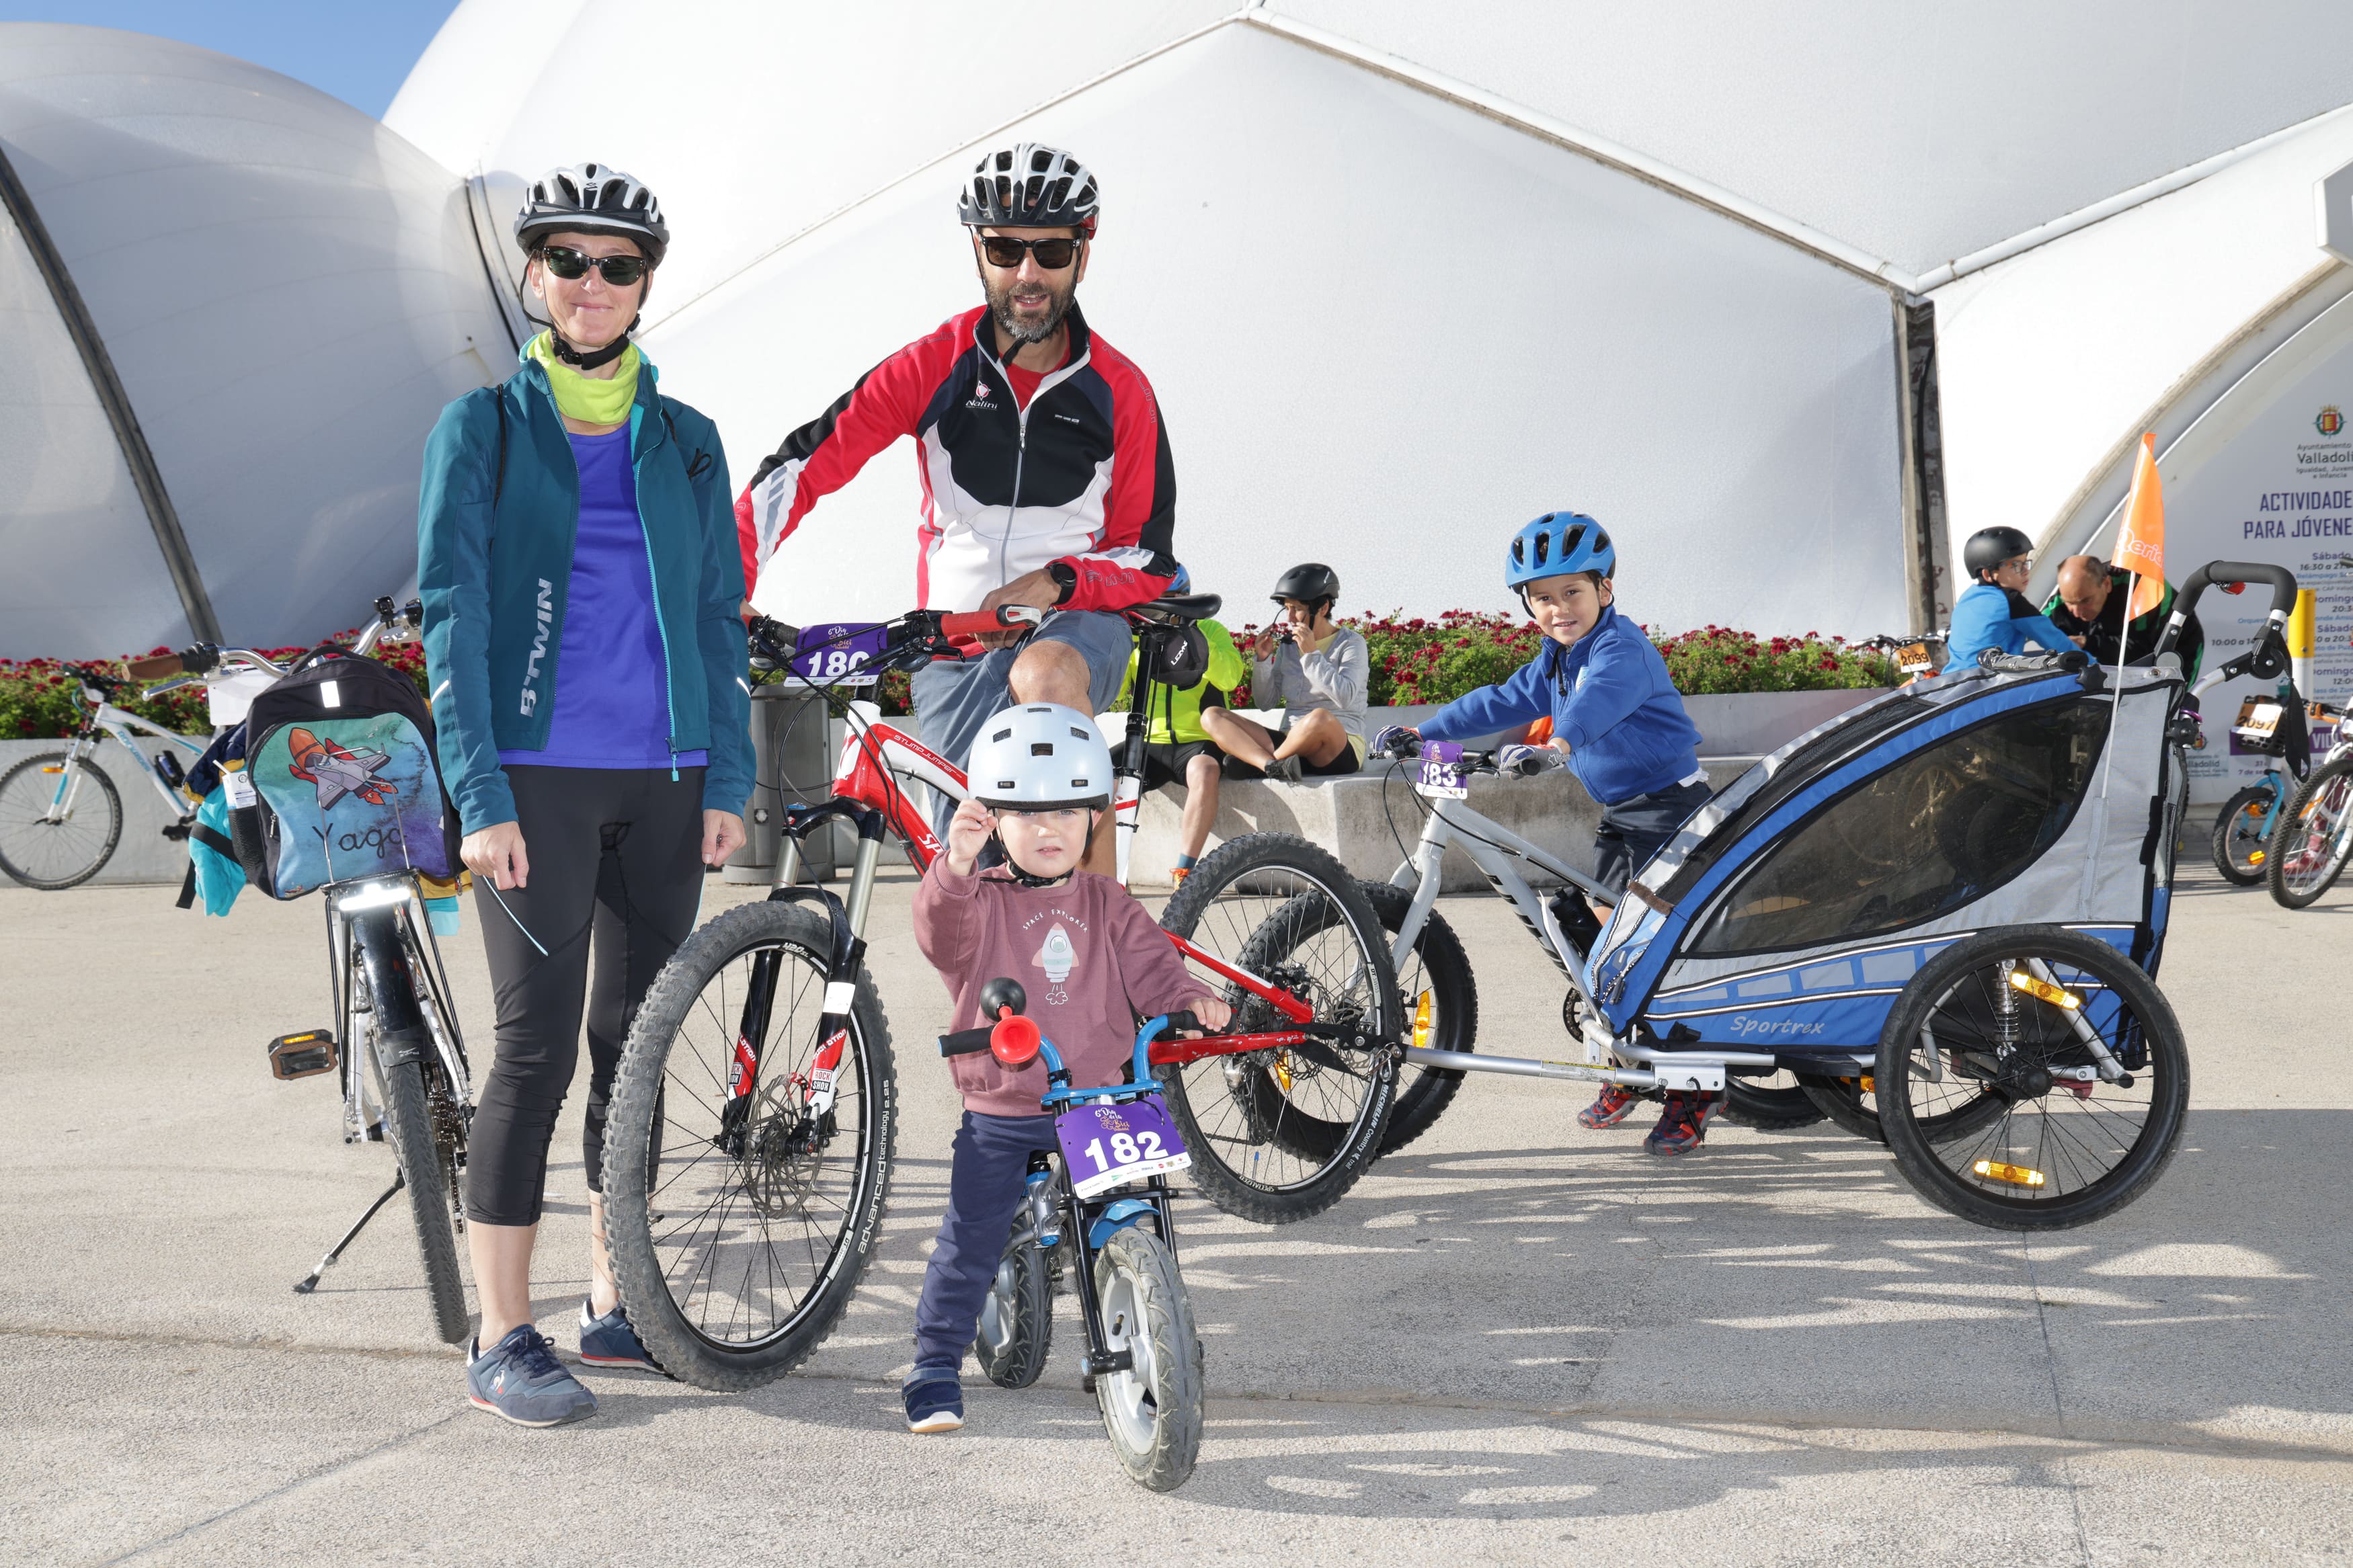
<box><xmin>515</xmin><ymin>163</ymin><xmax>669</xmax><ymax>265</ymax></box>
<box><xmin>957</xmin><ymin>143</ymin><xmax>1101</xmax><ymax>235</ymax></box>
<box><xmin>966</xmin><ymin>704</ymin><xmax>1113</xmax><ymax>811</ymax></box>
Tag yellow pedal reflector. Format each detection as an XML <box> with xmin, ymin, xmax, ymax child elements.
<box><xmin>1972</xmin><ymin>1159</ymin><xmax>2046</xmax><ymax>1188</ymax></box>
<box><xmin>1411</xmin><ymin>991</ymin><xmax>1435</xmax><ymax>1050</ymax></box>
<box><xmin>2008</xmin><ymin>971</ymin><xmax>2081</xmax><ymax>1011</ymax></box>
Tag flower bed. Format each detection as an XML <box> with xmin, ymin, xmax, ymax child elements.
<box><xmin>2</xmin><ymin>636</ymin><xmax>430</xmax><ymax>740</ymax></box>
<box><xmin>7</xmin><ymin>614</ymin><xmax>1890</xmax><ymax>737</ymax></box>
<box><xmin>1225</xmin><ymin>610</ymin><xmax>1897</xmax><ymax>706</ymax></box>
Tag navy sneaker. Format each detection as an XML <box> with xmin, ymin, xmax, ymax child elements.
<box><xmin>467</xmin><ymin>1325</ymin><xmax>598</xmax><ymax>1427</ymax></box>
<box><xmin>904</xmin><ymin>1372</ymin><xmax>965</xmax><ymax>1434</ymax></box>
<box><xmin>578</xmin><ymin>1298</ymin><xmax>661</xmax><ymax>1373</ymax></box>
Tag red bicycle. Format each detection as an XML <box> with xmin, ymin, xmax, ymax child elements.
<box><xmin>600</xmin><ymin>600</ymin><xmax>1399</xmax><ymax>1390</ymax></box>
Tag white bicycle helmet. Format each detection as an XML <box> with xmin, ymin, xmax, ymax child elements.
<box><xmin>515</xmin><ymin>163</ymin><xmax>669</xmax><ymax>265</ymax></box>
<box><xmin>966</xmin><ymin>704</ymin><xmax>1113</xmax><ymax>811</ymax></box>
<box><xmin>957</xmin><ymin>144</ymin><xmax>1101</xmax><ymax>235</ymax></box>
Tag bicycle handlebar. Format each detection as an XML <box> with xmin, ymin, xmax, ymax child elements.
<box><xmin>2163</xmin><ymin>562</ymin><xmax>2299</xmax><ymax>669</ymax></box>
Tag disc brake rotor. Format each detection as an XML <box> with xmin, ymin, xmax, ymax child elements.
<box><xmin>742</xmin><ymin>1106</ymin><xmax>832</xmax><ymax>1218</ymax></box>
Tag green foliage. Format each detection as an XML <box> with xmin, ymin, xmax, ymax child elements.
<box><xmin>1226</xmin><ymin>611</ymin><xmax>1897</xmax><ymax>707</ymax></box>
<box><xmin>1</xmin><ymin>636</ymin><xmax>432</xmax><ymax>741</ymax></box>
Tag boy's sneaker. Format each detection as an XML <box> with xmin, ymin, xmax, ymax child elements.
<box><xmin>467</xmin><ymin>1325</ymin><xmax>597</xmax><ymax>1427</ymax></box>
<box><xmin>578</xmin><ymin>1298</ymin><xmax>661</xmax><ymax>1373</ymax></box>
<box><xmin>1644</xmin><ymin>1093</ymin><xmax>1721</xmax><ymax>1156</ymax></box>
<box><xmin>904</xmin><ymin>1372</ymin><xmax>965</xmax><ymax>1434</ymax></box>
<box><xmin>1578</xmin><ymin>1084</ymin><xmax>1640</xmax><ymax>1128</ymax></box>
<box><xmin>1263</xmin><ymin>755</ymin><xmax>1304</xmax><ymax>783</ymax></box>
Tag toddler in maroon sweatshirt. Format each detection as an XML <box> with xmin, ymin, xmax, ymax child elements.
<box><xmin>902</xmin><ymin>783</ymin><xmax>1224</xmax><ymax>1434</ymax></box>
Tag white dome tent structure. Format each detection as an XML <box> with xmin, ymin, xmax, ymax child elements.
<box><xmin>0</xmin><ymin>24</ymin><xmax>513</xmax><ymax>659</ymax></box>
<box><xmin>383</xmin><ymin>1</ymin><xmax>2353</xmax><ymax>651</ymax></box>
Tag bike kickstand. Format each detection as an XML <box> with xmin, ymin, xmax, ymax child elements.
<box><xmin>292</xmin><ymin>1171</ymin><xmax>405</xmax><ymax>1294</ymax></box>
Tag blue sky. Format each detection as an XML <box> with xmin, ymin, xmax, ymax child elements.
<box><xmin>1</xmin><ymin>1</ymin><xmax>461</xmax><ymax>118</ymax></box>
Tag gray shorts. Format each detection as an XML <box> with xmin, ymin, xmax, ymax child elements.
<box><xmin>909</xmin><ymin>609</ymin><xmax>1133</xmax><ymax>804</ymax></box>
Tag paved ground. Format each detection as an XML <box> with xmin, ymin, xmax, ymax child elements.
<box><xmin>4</xmin><ymin>856</ymin><xmax>2351</xmax><ymax>1565</ymax></box>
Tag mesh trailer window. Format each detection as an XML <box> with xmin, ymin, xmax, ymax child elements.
<box><xmin>1688</xmin><ymin>697</ymin><xmax>2109</xmax><ymax>958</ymax></box>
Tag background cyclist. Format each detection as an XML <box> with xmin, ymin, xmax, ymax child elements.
<box><xmin>735</xmin><ymin>144</ymin><xmax>1181</xmax><ymax>875</ymax></box>
<box><xmin>1944</xmin><ymin>526</ymin><xmax>2076</xmax><ymax>671</ymax></box>
<box><xmin>1199</xmin><ymin>564</ymin><xmax>1368</xmax><ymax>781</ymax></box>
<box><xmin>419</xmin><ymin>165</ymin><xmax>752</xmax><ymax>1426</ymax></box>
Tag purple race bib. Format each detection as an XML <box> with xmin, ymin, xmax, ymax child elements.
<box><xmin>789</xmin><ymin>624</ymin><xmax>889</xmax><ymax>686</ymax></box>
<box><xmin>1055</xmin><ymin>1095</ymin><xmax>1190</xmax><ymax>1200</ymax></box>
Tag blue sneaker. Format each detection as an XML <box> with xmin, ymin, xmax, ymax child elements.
<box><xmin>578</xmin><ymin>1298</ymin><xmax>662</xmax><ymax>1373</ymax></box>
<box><xmin>467</xmin><ymin>1325</ymin><xmax>597</xmax><ymax>1427</ymax></box>
<box><xmin>904</xmin><ymin>1372</ymin><xmax>965</xmax><ymax>1434</ymax></box>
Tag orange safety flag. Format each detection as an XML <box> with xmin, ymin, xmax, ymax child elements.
<box><xmin>2112</xmin><ymin>433</ymin><xmax>2166</xmax><ymax>619</ymax></box>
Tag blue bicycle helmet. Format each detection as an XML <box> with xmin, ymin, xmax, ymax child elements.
<box><xmin>1505</xmin><ymin>511</ymin><xmax>1614</xmax><ymax>589</ymax></box>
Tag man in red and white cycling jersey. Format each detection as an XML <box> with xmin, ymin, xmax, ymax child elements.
<box><xmin>735</xmin><ymin>144</ymin><xmax>1179</xmax><ymax>874</ymax></box>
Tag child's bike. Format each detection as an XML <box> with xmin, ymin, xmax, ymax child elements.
<box><xmin>947</xmin><ymin>981</ymin><xmax>1206</xmax><ymax>1491</ymax></box>
<box><xmin>600</xmin><ymin>602</ymin><xmax>1400</xmax><ymax>1391</ymax></box>
<box><xmin>2268</xmin><ymin>700</ymin><xmax>2353</xmax><ymax>906</ymax></box>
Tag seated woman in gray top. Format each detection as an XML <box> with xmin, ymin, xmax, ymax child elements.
<box><xmin>1199</xmin><ymin>563</ymin><xmax>1369</xmax><ymax>780</ymax></box>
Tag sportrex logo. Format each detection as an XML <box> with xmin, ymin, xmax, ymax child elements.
<box><xmin>520</xmin><ymin>578</ymin><xmax>553</xmax><ymax>716</ymax></box>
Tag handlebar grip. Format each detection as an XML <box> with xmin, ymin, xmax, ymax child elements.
<box><xmin>1162</xmin><ymin>1010</ymin><xmax>1203</xmax><ymax>1035</ymax></box>
<box><xmin>125</xmin><ymin>652</ymin><xmax>184</xmax><ymax>679</ymax></box>
<box><xmin>2173</xmin><ymin>561</ymin><xmax>2300</xmax><ymax>625</ymax></box>
<box><xmin>1977</xmin><ymin>649</ymin><xmax>2089</xmax><ymax>675</ymax></box>
<box><xmin>939</xmin><ymin>606</ymin><xmax>1045</xmax><ymax>637</ymax></box>
<box><xmin>938</xmin><ymin>1026</ymin><xmax>996</xmax><ymax>1058</ymax></box>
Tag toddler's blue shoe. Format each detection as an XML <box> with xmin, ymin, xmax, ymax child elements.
<box><xmin>467</xmin><ymin>1325</ymin><xmax>598</xmax><ymax>1427</ymax></box>
<box><xmin>904</xmin><ymin>1372</ymin><xmax>965</xmax><ymax>1434</ymax></box>
<box><xmin>579</xmin><ymin>1298</ymin><xmax>662</xmax><ymax>1373</ymax></box>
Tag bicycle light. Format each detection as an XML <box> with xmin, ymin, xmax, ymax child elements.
<box><xmin>2007</xmin><ymin>971</ymin><xmax>2081</xmax><ymax>1011</ymax></box>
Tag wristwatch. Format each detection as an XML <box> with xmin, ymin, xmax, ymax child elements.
<box><xmin>1045</xmin><ymin>561</ymin><xmax>1077</xmax><ymax>602</ymax></box>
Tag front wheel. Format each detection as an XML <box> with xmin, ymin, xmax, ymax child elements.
<box><xmin>973</xmin><ymin>1234</ymin><xmax>1051</xmax><ymax>1390</ymax></box>
<box><xmin>2268</xmin><ymin>757</ymin><xmax>2353</xmax><ymax>908</ymax></box>
<box><xmin>1092</xmin><ymin>1225</ymin><xmax>1203</xmax><ymax>1492</ymax></box>
<box><xmin>604</xmin><ymin>899</ymin><xmax>898</xmax><ymax>1391</ymax></box>
<box><xmin>0</xmin><ymin>749</ymin><xmax>122</xmax><ymax>890</ymax></box>
<box><xmin>2209</xmin><ymin>783</ymin><xmax>2276</xmax><ymax>885</ymax></box>
<box><xmin>1876</xmin><ymin>927</ymin><xmax>2188</xmax><ymax>1230</ymax></box>
<box><xmin>1358</xmin><ymin>880</ymin><xmax>1478</xmax><ymax>1155</ymax></box>
<box><xmin>1156</xmin><ymin>833</ymin><xmax>1399</xmax><ymax>1225</ymax></box>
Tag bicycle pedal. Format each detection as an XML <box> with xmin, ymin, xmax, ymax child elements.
<box><xmin>267</xmin><ymin>1029</ymin><xmax>338</xmax><ymax>1080</ymax></box>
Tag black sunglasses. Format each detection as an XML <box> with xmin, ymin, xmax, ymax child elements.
<box><xmin>978</xmin><ymin>234</ymin><xmax>1082</xmax><ymax>270</ymax></box>
<box><xmin>536</xmin><ymin>245</ymin><xmax>650</xmax><ymax>285</ymax></box>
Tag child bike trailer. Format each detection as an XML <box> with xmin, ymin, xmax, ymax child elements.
<box><xmin>1585</xmin><ymin>655</ymin><xmax>2192</xmax><ymax>1229</ymax></box>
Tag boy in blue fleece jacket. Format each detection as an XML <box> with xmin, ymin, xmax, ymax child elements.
<box><xmin>1373</xmin><ymin>511</ymin><xmax>1717</xmax><ymax>1154</ymax></box>
<box><xmin>1944</xmin><ymin>526</ymin><xmax>2076</xmax><ymax>673</ymax></box>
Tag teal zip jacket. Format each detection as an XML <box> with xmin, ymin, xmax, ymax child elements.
<box><xmin>418</xmin><ymin>354</ymin><xmax>752</xmax><ymax>835</ymax></box>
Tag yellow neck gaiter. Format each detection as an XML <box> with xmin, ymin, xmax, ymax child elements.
<box><xmin>526</xmin><ymin>332</ymin><xmax>641</xmax><ymax>426</ymax></box>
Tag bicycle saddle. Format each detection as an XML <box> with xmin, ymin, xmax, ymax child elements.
<box><xmin>1138</xmin><ymin>592</ymin><xmax>1223</xmax><ymax>621</ymax></box>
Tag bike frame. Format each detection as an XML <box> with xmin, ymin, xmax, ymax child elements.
<box><xmin>759</xmin><ymin>698</ymin><xmax>1328</xmax><ymax>1078</ymax></box>
<box><xmin>1382</xmin><ymin>775</ymin><xmax>1773</xmax><ymax>1094</ymax></box>
<box><xmin>42</xmin><ymin>697</ymin><xmax>208</xmax><ymax>823</ymax></box>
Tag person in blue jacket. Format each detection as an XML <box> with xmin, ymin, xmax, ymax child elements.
<box><xmin>1372</xmin><ymin>511</ymin><xmax>1718</xmax><ymax>1155</ymax></box>
<box><xmin>1944</xmin><ymin>526</ymin><xmax>2077</xmax><ymax>671</ymax></box>
<box><xmin>419</xmin><ymin>165</ymin><xmax>752</xmax><ymax>1427</ymax></box>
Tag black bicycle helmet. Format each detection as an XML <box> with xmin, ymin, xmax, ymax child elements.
<box><xmin>958</xmin><ymin>143</ymin><xmax>1101</xmax><ymax>235</ymax></box>
<box><xmin>514</xmin><ymin>163</ymin><xmax>669</xmax><ymax>265</ymax></box>
<box><xmin>1271</xmin><ymin>563</ymin><xmax>1340</xmax><ymax>612</ymax></box>
<box><xmin>1962</xmin><ymin>526</ymin><xmax>2035</xmax><ymax>581</ymax></box>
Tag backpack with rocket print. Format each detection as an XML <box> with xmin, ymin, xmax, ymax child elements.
<box><xmin>231</xmin><ymin>651</ymin><xmax>460</xmax><ymax>899</ymax></box>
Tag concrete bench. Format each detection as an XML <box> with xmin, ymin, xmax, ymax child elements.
<box><xmin>1127</xmin><ymin>755</ymin><xmax>1759</xmax><ymax>891</ymax></box>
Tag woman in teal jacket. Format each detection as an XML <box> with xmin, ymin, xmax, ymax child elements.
<box><xmin>418</xmin><ymin>164</ymin><xmax>750</xmax><ymax>1427</ymax></box>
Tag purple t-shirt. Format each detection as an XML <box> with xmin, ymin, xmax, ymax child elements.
<box><xmin>499</xmin><ymin>425</ymin><xmax>708</xmax><ymax>772</ymax></box>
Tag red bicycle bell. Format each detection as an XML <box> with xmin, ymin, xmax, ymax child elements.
<box><xmin>989</xmin><ymin>1008</ymin><xmax>1041</xmax><ymax>1067</ymax></box>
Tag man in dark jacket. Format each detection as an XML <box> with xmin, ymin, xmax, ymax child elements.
<box><xmin>2046</xmin><ymin>555</ymin><xmax>2204</xmax><ymax>677</ymax></box>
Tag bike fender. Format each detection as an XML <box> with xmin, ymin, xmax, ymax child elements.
<box><xmin>1086</xmin><ymin>1198</ymin><xmax>1157</xmax><ymax>1251</ymax></box>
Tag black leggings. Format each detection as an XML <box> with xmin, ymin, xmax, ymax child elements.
<box><xmin>465</xmin><ymin>765</ymin><xmax>705</xmax><ymax>1227</ymax></box>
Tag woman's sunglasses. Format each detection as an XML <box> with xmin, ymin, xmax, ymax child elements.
<box><xmin>978</xmin><ymin>235</ymin><xmax>1081</xmax><ymax>270</ymax></box>
<box><xmin>536</xmin><ymin>245</ymin><xmax>650</xmax><ymax>286</ymax></box>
